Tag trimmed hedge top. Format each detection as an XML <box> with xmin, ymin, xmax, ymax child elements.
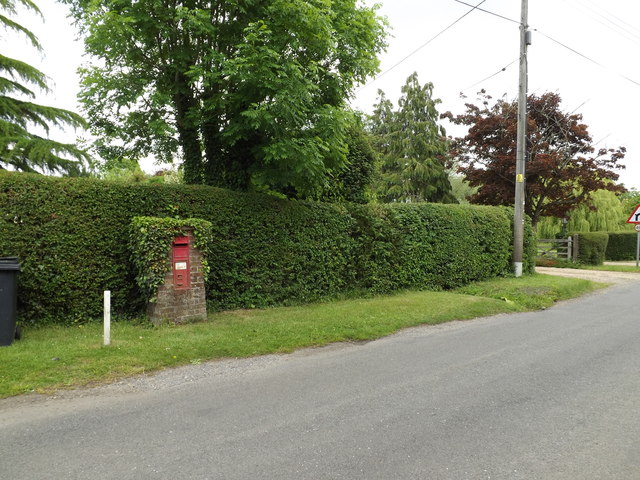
<box><xmin>0</xmin><ymin>171</ymin><xmax>535</xmax><ymax>325</ymax></box>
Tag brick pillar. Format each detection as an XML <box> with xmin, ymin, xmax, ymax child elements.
<box><xmin>147</xmin><ymin>229</ymin><xmax>207</xmax><ymax>325</ymax></box>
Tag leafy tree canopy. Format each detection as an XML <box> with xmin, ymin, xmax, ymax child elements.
<box><xmin>367</xmin><ymin>72</ymin><xmax>456</xmax><ymax>204</ymax></box>
<box><xmin>443</xmin><ymin>91</ymin><xmax>626</xmax><ymax>226</ymax></box>
<box><xmin>0</xmin><ymin>0</ymin><xmax>89</xmax><ymax>174</ymax></box>
<box><xmin>65</xmin><ymin>0</ymin><xmax>387</xmax><ymax>196</ymax></box>
<box><xmin>621</xmin><ymin>189</ymin><xmax>640</xmax><ymax>215</ymax></box>
<box><xmin>536</xmin><ymin>189</ymin><xmax>627</xmax><ymax>238</ymax></box>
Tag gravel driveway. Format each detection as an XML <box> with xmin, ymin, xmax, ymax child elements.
<box><xmin>536</xmin><ymin>266</ymin><xmax>640</xmax><ymax>284</ymax></box>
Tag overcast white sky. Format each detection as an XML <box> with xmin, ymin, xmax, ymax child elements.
<box><xmin>6</xmin><ymin>0</ymin><xmax>640</xmax><ymax>190</ymax></box>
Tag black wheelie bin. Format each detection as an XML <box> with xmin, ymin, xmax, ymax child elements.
<box><xmin>0</xmin><ymin>257</ymin><xmax>20</xmax><ymax>346</ymax></box>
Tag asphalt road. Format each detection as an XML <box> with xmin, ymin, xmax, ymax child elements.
<box><xmin>1</xmin><ymin>280</ymin><xmax>640</xmax><ymax>479</ymax></box>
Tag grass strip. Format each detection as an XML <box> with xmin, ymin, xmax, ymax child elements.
<box><xmin>0</xmin><ymin>274</ymin><xmax>602</xmax><ymax>399</ymax></box>
<box><xmin>536</xmin><ymin>259</ymin><xmax>640</xmax><ymax>273</ymax></box>
<box><xmin>582</xmin><ymin>264</ymin><xmax>640</xmax><ymax>272</ymax></box>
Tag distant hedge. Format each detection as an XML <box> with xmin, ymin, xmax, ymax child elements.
<box><xmin>606</xmin><ymin>232</ymin><xmax>637</xmax><ymax>261</ymax></box>
<box><xmin>574</xmin><ymin>232</ymin><xmax>609</xmax><ymax>265</ymax></box>
<box><xmin>0</xmin><ymin>172</ymin><xmax>535</xmax><ymax>326</ymax></box>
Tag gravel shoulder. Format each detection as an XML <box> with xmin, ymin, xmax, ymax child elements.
<box><xmin>536</xmin><ymin>266</ymin><xmax>640</xmax><ymax>284</ymax></box>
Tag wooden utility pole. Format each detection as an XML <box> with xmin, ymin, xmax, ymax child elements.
<box><xmin>513</xmin><ymin>0</ymin><xmax>530</xmax><ymax>277</ymax></box>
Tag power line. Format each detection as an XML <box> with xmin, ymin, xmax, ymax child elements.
<box><xmin>583</xmin><ymin>0</ymin><xmax>640</xmax><ymax>37</ymax></box>
<box><xmin>534</xmin><ymin>29</ymin><xmax>640</xmax><ymax>88</ymax></box>
<box><xmin>356</xmin><ymin>0</ymin><xmax>489</xmax><ymax>93</ymax></box>
<box><xmin>569</xmin><ymin>99</ymin><xmax>590</xmax><ymax>115</ymax></box>
<box><xmin>463</xmin><ymin>58</ymin><xmax>518</xmax><ymax>91</ymax></box>
<box><xmin>560</xmin><ymin>0</ymin><xmax>640</xmax><ymax>46</ymax></box>
<box><xmin>450</xmin><ymin>0</ymin><xmax>640</xmax><ymax>89</ymax></box>
<box><xmin>594</xmin><ymin>133</ymin><xmax>612</xmax><ymax>146</ymax></box>
<box><xmin>584</xmin><ymin>0</ymin><xmax>640</xmax><ymax>35</ymax></box>
<box><xmin>452</xmin><ymin>0</ymin><xmax>520</xmax><ymax>25</ymax></box>
<box><xmin>358</xmin><ymin>0</ymin><xmax>640</xmax><ymax>104</ymax></box>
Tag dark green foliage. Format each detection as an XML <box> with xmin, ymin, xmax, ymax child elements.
<box><xmin>1</xmin><ymin>0</ymin><xmax>89</xmax><ymax>174</ymax></box>
<box><xmin>368</xmin><ymin>73</ymin><xmax>456</xmax><ymax>204</ymax></box>
<box><xmin>200</xmin><ymin>197</ymin><xmax>358</xmax><ymax>311</ymax></box>
<box><xmin>522</xmin><ymin>215</ymin><xmax>537</xmax><ymax>274</ymax></box>
<box><xmin>0</xmin><ymin>171</ymin><xmax>534</xmax><ymax>326</ymax></box>
<box><xmin>349</xmin><ymin>204</ymin><xmax>515</xmax><ymax>291</ymax></box>
<box><xmin>65</xmin><ymin>0</ymin><xmax>387</xmax><ymax>195</ymax></box>
<box><xmin>319</xmin><ymin>127</ymin><xmax>376</xmax><ymax>204</ymax></box>
<box><xmin>605</xmin><ymin>232</ymin><xmax>638</xmax><ymax>261</ymax></box>
<box><xmin>129</xmin><ymin>217</ymin><xmax>213</xmax><ymax>301</ymax></box>
<box><xmin>574</xmin><ymin>232</ymin><xmax>609</xmax><ymax>265</ymax></box>
<box><xmin>0</xmin><ymin>171</ymin><xmax>356</xmax><ymax>323</ymax></box>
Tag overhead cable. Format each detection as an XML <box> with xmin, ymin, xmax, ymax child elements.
<box><xmin>452</xmin><ymin>0</ymin><xmax>520</xmax><ymax>25</ymax></box>
<box><xmin>561</xmin><ymin>0</ymin><xmax>640</xmax><ymax>45</ymax></box>
<box><xmin>534</xmin><ymin>29</ymin><xmax>640</xmax><ymax>89</ymax></box>
<box><xmin>356</xmin><ymin>0</ymin><xmax>489</xmax><ymax>92</ymax></box>
<box><xmin>463</xmin><ymin>58</ymin><xmax>518</xmax><ymax>91</ymax></box>
<box><xmin>451</xmin><ymin>0</ymin><xmax>640</xmax><ymax>89</ymax></box>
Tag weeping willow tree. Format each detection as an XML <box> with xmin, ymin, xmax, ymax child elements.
<box><xmin>536</xmin><ymin>189</ymin><xmax>627</xmax><ymax>238</ymax></box>
<box><xmin>0</xmin><ymin>0</ymin><xmax>89</xmax><ymax>174</ymax></box>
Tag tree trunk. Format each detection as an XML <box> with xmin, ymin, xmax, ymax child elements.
<box><xmin>173</xmin><ymin>72</ymin><xmax>203</xmax><ymax>184</ymax></box>
<box><xmin>202</xmin><ymin>119</ymin><xmax>225</xmax><ymax>188</ymax></box>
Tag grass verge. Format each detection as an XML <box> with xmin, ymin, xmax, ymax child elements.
<box><xmin>536</xmin><ymin>259</ymin><xmax>640</xmax><ymax>272</ymax></box>
<box><xmin>0</xmin><ymin>274</ymin><xmax>602</xmax><ymax>399</ymax></box>
<box><xmin>582</xmin><ymin>264</ymin><xmax>640</xmax><ymax>272</ymax></box>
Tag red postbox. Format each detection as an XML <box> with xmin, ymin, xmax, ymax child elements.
<box><xmin>172</xmin><ymin>236</ymin><xmax>190</xmax><ymax>290</ymax></box>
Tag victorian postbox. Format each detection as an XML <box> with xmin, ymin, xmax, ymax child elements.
<box><xmin>172</xmin><ymin>236</ymin><xmax>190</xmax><ymax>290</ymax></box>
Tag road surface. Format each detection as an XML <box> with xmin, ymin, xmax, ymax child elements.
<box><xmin>1</xmin><ymin>278</ymin><xmax>639</xmax><ymax>479</ymax></box>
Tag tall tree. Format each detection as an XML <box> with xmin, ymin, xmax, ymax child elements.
<box><xmin>368</xmin><ymin>72</ymin><xmax>456</xmax><ymax>204</ymax></box>
<box><xmin>444</xmin><ymin>91</ymin><xmax>626</xmax><ymax>227</ymax></box>
<box><xmin>0</xmin><ymin>0</ymin><xmax>88</xmax><ymax>174</ymax></box>
<box><xmin>536</xmin><ymin>189</ymin><xmax>627</xmax><ymax>238</ymax></box>
<box><xmin>66</xmin><ymin>0</ymin><xmax>387</xmax><ymax>194</ymax></box>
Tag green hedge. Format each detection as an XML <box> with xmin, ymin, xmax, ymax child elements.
<box><xmin>0</xmin><ymin>172</ymin><xmax>534</xmax><ymax>326</ymax></box>
<box><xmin>606</xmin><ymin>232</ymin><xmax>637</xmax><ymax>261</ymax></box>
<box><xmin>574</xmin><ymin>232</ymin><xmax>609</xmax><ymax>265</ymax></box>
<box><xmin>349</xmin><ymin>203</ymin><xmax>527</xmax><ymax>291</ymax></box>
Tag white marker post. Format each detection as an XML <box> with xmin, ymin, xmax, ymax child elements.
<box><xmin>104</xmin><ymin>290</ymin><xmax>111</xmax><ymax>346</ymax></box>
